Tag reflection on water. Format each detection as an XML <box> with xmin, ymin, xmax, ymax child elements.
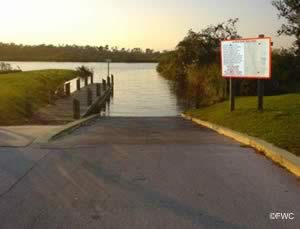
<box><xmin>8</xmin><ymin>62</ymin><xmax>184</xmax><ymax>116</ymax></box>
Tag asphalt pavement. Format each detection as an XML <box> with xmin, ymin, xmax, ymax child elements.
<box><xmin>0</xmin><ymin>117</ymin><xmax>299</xmax><ymax>229</ymax></box>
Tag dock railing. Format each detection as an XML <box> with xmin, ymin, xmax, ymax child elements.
<box><xmin>59</xmin><ymin>74</ymin><xmax>114</xmax><ymax>120</ymax></box>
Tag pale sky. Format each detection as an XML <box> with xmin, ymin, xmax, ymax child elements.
<box><xmin>0</xmin><ymin>0</ymin><xmax>295</xmax><ymax>50</ymax></box>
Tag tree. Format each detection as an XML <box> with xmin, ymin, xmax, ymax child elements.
<box><xmin>0</xmin><ymin>62</ymin><xmax>12</xmax><ymax>72</ymax></box>
<box><xmin>176</xmin><ymin>18</ymin><xmax>240</xmax><ymax>67</ymax></box>
<box><xmin>146</xmin><ymin>48</ymin><xmax>154</xmax><ymax>54</ymax></box>
<box><xmin>157</xmin><ymin>19</ymin><xmax>240</xmax><ymax>106</ymax></box>
<box><xmin>76</xmin><ymin>65</ymin><xmax>94</xmax><ymax>79</ymax></box>
<box><xmin>0</xmin><ymin>62</ymin><xmax>22</xmax><ymax>74</ymax></box>
<box><xmin>272</xmin><ymin>0</ymin><xmax>300</xmax><ymax>55</ymax></box>
<box><xmin>131</xmin><ymin>48</ymin><xmax>142</xmax><ymax>53</ymax></box>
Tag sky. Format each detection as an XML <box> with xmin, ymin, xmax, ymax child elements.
<box><xmin>0</xmin><ymin>0</ymin><xmax>295</xmax><ymax>51</ymax></box>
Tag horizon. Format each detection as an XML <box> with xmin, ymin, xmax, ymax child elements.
<box><xmin>0</xmin><ymin>0</ymin><xmax>296</xmax><ymax>51</ymax></box>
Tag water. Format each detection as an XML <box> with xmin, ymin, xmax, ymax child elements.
<box><xmin>7</xmin><ymin>62</ymin><xmax>183</xmax><ymax>117</ymax></box>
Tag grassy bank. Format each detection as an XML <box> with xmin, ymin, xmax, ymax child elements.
<box><xmin>0</xmin><ymin>69</ymin><xmax>77</xmax><ymax>125</ymax></box>
<box><xmin>186</xmin><ymin>94</ymin><xmax>300</xmax><ymax>156</ymax></box>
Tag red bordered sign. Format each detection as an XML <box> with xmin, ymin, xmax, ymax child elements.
<box><xmin>221</xmin><ymin>37</ymin><xmax>272</xmax><ymax>79</ymax></box>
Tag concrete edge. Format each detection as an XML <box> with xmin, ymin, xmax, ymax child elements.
<box><xmin>181</xmin><ymin>113</ymin><xmax>300</xmax><ymax>177</ymax></box>
<box><xmin>33</xmin><ymin>114</ymin><xmax>100</xmax><ymax>144</ymax></box>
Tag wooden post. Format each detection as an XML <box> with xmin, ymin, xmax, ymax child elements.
<box><xmin>73</xmin><ymin>99</ymin><xmax>80</xmax><ymax>119</ymax></box>
<box><xmin>107</xmin><ymin>76</ymin><xmax>111</xmax><ymax>87</ymax></box>
<box><xmin>257</xmin><ymin>79</ymin><xmax>264</xmax><ymax>112</ymax></box>
<box><xmin>106</xmin><ymin>59</ymin><xmax>111</xmax><ymax>77</ymax></box>
<box><xmin>257</xmin><ymin>34</ymin><xmax>265</xmax><ymax>112</ymax></box>
<box><xmin>91</xmin><ymin>74</ymin><xmax>94</xmax><ymax>84</ymax></box>
<box><xmin>102</xmin><ymin>79</ymin><xmax>107</xmax><ymax>91</ymax></box>
<box><xmin>96</xmin><ymin>83</ymin><xmax>101</xmax><ymax>97</ymax></box>
<box><xmin>76</xmin><ymin>79</ymin><xmax>81</xmax><ymax>91</ymax></box>
<box><xmin>87</xmin><ymin>88</ymin><xmax>93</xmax><ymax>106</ymax></box>
<box><xmin>65</xmin><ymin>83</ymin><xmax>71</xmax><ymax>96</ymax></box>
<box><xmin>229</xmin><ymin>78</ymin><xmax>235</xmax><ymax>112</ymax></box>
<box><xmin>110</xmin><ymin>86</ymin><xmax>114</xmax><ymax>98</ymax></box>
<box><xmin>111</xmin><ymin>74</ymin><xmax>114</xmax><ymax>85</ymax></box>
<box><xmin>85</xmin><ymin>77</ymin><xmax>88</xmax><ymax>87</ymax></box>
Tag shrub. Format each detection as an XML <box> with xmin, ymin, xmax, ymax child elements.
<box><xmin>0</xmin><ymin>62</ymin><xmax>22</xmax><ymax>74</ymax></box>
<box><xmin>76</xmin><ymin>65</ymin><xmax>94</xmax><ymax>79</ymax></box>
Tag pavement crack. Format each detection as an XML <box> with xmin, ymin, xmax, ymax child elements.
<box><xmin>0</xmin><ymin>150</ymin><xmax>50</xmax><ymax>199</ymax></box>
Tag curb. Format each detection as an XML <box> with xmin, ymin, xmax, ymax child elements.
<box><xmin>182</xmin><ymin>113</ymin><xmax>300</xmax><ymax>177</ymax></box>
<box><xmin>34</xmin><ymin>114</ymin><xmax>100</xmax><ymax>144</ymax></box>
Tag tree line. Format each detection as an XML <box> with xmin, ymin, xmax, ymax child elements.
<box><xmin>0</xmin><ymin>43</ymin><xmax>162</xmax><ymax>62</ymax></box>
<box><xmin>157</xmin><ymin>0</ymin><xmax>300</xmax><ymax>108</ymax></box>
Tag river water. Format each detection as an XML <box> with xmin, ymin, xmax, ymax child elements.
<box><xmin>7</xmin><ymin>62</ymin><xmax>183</xmax><ymax>117</ymax></box>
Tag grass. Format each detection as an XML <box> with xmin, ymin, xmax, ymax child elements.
<box><xmin>186</xmin><ymin>94</ymin><xmax>300</xmax><ymax>156</ymax></box>
<box><xmin>0</xmin><ymin>69</ymin><xmax>77</xmax><ymax>125</ymax></box>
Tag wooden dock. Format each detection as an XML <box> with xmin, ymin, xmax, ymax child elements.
<box><xmin>32</xmin><ymin>76</ymin><xmax>113</xmax><ymax>125</ymax></box>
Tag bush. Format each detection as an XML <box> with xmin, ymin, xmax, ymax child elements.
<box><xmin>267</xmin><ymin>49</ymin><xmax>300</xmax><ymax>93</ymax></box>
<box><xmin>186</xmin><ymin>64</ymin><xmax>226</xmax><ymax>107</ymax></box>
<box><xmin>76</xmin><ymin>65</ymin><xmax>94</xmax><ymax>79</ymax></box>
<box><xmin>157</xmin><ymin>20</ymin><xmax>299</xmax><ymax>109</ymax></box>
<box><xmin>157</xmin><ymin>19</ymin><xmax>239</xmax><ymax>108</ymax></box>
<box><xmin>0</xmin><ymin>62</ymin><xmax>22</xmax><ymax>74</ymax></box>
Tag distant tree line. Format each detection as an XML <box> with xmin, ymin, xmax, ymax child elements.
<box><xmin>0</xmin><ymin>43</ymin><xmax>162</xmax><ymax>62</ymax></box>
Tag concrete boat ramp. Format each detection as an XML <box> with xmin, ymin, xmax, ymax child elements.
<box><xmin>0</xmin><ymin>117</ymin><xmax>299</xmax><ymax>229</ymax></box>
<box><xmin>0</xmin><ymin>125</ymin><xmax>61</xmax><ymax>147</ymax></box>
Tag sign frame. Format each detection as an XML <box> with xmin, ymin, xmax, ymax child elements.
<box><xmin>220</xmin><ymin>37</ymin><xmax>272</xmax><ymax>79</ymax></box>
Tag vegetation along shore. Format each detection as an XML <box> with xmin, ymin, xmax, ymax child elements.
<box><xmin>157</xmin><ymin>0</ymin><xmax>299</xmax><ymax>156</ymax></box>
<box><xmin>185</xmin><ymin>94</ymin><xmax>300</xmax><ymax>156</ymax></box>
<box><xmin>0</xmin><ymin>69</ymin><xmax>77</xmax><ymax>125</ymax></box>
<box><xmin>0</xmin><ymin>43</ymin><xmax>162</xmax><ymax>63</ymax></box>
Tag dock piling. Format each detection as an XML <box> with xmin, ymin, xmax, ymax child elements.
<box><xmin>111</xmin><ymin>74</ymin><xmax>114</xmax><ymax>85</ymax></box>
<box><xmin>107</xmin><ymin>76</ymin><xmax>111</xmax><ymax>87</ymax></box>
<box><xmin>87</xmin><ymin>88</ymin><xmax>93</xmax><ymax>106</ymax></box>
<box><xmin>76</xmin><ymin>79</ymin><xmax>81</xmax><ymax>91</ymax></box>
<box><xmin>73</xmin><ymin>99</ymin><xmax>80</xmax><ymax>119</ymax></box>
<box><xmin>91</xmin><ymin>74</ymin><xmax>94</xmax><ymax>84</ymax></box>
<box><xmin>103</xmin><ymin>79</ymin><xmax>107</xmax><ymax>91</ymax></box>
<box><xmin>65</xmin><ymin>83</ymin><xmax>71</xmax><ymax>96</ymax></box>
<box><xmin>96</xmin><ymin>83</ymin><xmax>101</xmax><ymax>97</ymax></box>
